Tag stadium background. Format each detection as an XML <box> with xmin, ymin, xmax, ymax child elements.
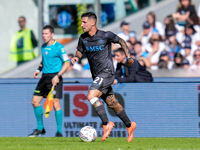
<box><xmin>0</xmin><ymin>0</ymin><xmax>200</xmax><ymax>139</ymax></box>
<box><xmin>0</xmin><ymin>78</ymin><xmax>200</xmax><ymax>137</ymax></box>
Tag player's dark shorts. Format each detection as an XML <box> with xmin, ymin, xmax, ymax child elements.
<box><xmin>33</xmin><ymin>73</ymin><xmax>63</xmax><ymax>99</ymax></box>
<box><xmin>90</xmin><ymin>69</ymin><xmax>114</xmax><ymax>95</ymax></box>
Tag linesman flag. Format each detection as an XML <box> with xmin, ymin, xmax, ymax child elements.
<box><xmin>44</xmin><ymin>86</ymin><xmax>54</xmax><ymax>118</ymax></box>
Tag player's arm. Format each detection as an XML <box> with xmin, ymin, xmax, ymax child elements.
<box><xmin>71</xmin><ymin>50</ymin><xmax>83</xmax><ymax>65</ymax></box>
<box><xmin>118</xmin><ymin>38</ymin><xmax>134</xmax><ymax>66</ymax></box>
<box><xmin>52</xmin><ymin>60</ymin><xmax>71</xmax><ymax>87</ymax></box>
<box><xmin>34</xmin><ymin>61</ymin><xmax>42</xmax><ymax>78</ymax></box>
<box><xmin>57</xmin><ymin>60</ymin><xmax>71</xmax><ymax>76</ymax></box>
<box><xmin>52</xmin><ymin>45</ymin><xmax>71</xmax><ymax>86</ymax></box>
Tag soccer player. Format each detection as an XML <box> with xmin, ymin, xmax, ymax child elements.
<box><xmin>28</xmin><ymin>25</ymin><xmax>70</xmax><ymax>137</ymax></box>
<box><xmin>71</xmin><ymin>12</ymin><xmax>137</xmax><ymax>142</ymax></box>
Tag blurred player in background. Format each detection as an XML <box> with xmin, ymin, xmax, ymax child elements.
<box><xmin>28</xmin><ymin>25</ymin><xmax>70</xmax><ymax>137</ymax></box>
<box><xmin>71</xmin><ymin>12</ymin><xmax>136</xmax><ymax>142</ymax></box>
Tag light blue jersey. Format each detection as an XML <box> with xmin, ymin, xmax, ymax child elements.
<box><xmin>41</xmin><ymin>41</ymin><xmax>69</xmax><ymax>74</ymax></box>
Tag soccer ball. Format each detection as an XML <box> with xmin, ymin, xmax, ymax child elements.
<box><xmin>79</xmin><ymin>126</ymin><xmax>97</xmax><ymax>142</ymax></box>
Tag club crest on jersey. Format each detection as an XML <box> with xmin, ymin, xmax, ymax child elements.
<box><xmin>98</xmin><ymin>39</ymin><xmax>104</xmax><ymax>43</ymax></box>
<box><xmin>45</xmin><ymin>51</ymin><xmax>48</xmax><ymax>55</ymax></box>
<box><xmin>61</xmin><ymin>48</ymin><xmax>65</xmax><ymax>53</ymax></box>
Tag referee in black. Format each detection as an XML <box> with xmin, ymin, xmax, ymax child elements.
<box><xmin>71</xmin><ymin>12</ymin><xmax>136</xmax><ymax>142</ymax></box>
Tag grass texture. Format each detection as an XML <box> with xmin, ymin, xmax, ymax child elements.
<box><xmin>0</xmin><ymin>137</ymin><xmax>200</xmax><ymax>150</ymax></box>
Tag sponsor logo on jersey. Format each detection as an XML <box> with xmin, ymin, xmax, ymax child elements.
<box><xmin>62</xmin><ymin>54</ymin><xmax>68</xmax><ymax>61</ymax></box>
<box><xmin>85</xmin><ymin>45</ymin><xmax>104</xmax><ymax>52</ymax></box>
<box><xmin>98</xmin><ymin>39</ymin><xmax>104</xmax><ymax>43</ymax></box>
<box><xmin>83</xmin><ymin>41</ymin><xmax>87</xmax><ymax>43</ymax></box>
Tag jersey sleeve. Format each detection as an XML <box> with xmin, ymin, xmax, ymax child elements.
<box><xmin>105</xmin><ymin>31</ymin><xmax>120</xmax><ymax>44</ymax></box>
<box><xmin>76</xmin><ymin>36</ymin><xmax>84</xmax><ymax>53</ymax></box>
<box><xmin>57</xmin><ymin>45</ymin><xmax>69</xmax><ymax>63</ymax></box>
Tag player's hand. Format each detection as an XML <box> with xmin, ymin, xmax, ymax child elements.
<box><xmin>71</xmin><ymin>57</ymin><xmax>79</xmax><ymax>65</ymax></box>
<box><xmin>127</xmin><ymin>57</ymin><xmax>134</xmax><ymax>66</ymax></box>
<box><xmin>52</xmin><ymin>75</ymin><xmax>60</xmax><ymax>87</ymax></box>
<box><xmin>33</xmin><ymin>70</ymin><xmax>40</xmax><ymax>78</ymax></box>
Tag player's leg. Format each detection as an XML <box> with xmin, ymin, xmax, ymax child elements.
<box><xmin>29</xmin><ymin>96</ymin><xmax>46</xmax><ymax>137</ymax></box>
<box><xmin>52</xmin><ymin>75</ymin><xmax>63</xmax><ymax>137</ymax></box>
<box><xmin>88</xmin><ymin>72</ymin><xmax>117</xmax><ymax>141</ymax></box>
<box><xmin>87</xmin><ymin>88</ymin><xmax>114</xmax><ymax>141</ymax></box>
<box><xmin>87</xmin><ymin>88</ymin><xmax>108</xmax><ymax>125</ymax></box>
<box><xmin>102</xmin><ymin>90</ymin><xmax>136</xmax><ymax>142</ymax></box>
<box><xmin>31</xmin><ymin>95</ymin><xmax>44</xmax><ymax>131</ymax></box>
<box><xmin>53</xmin><ymin>98</ymin><xmax>63</xmax><ymax>137</ymax></box>
<box><xmin>29</xmin><ymin>76</ymin><xmax>47</xmax><ymax>137</ymax></box>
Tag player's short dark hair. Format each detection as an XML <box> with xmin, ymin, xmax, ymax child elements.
<box><xmin>19</xmin><ymin>16</ymin><xmax>26</xmax><ymax>21</ymax></box>
<box><xmin>43</xmin><ymin>25</ymin><xmax>54</xmax><ymax>33</ymax></box>
<box><xmin>81</xmin><ymin>12</ymin><xmax>97</xmax><ymax>21</ymax></box>
<box><xmin>115</xmin><ymin>48</ymin><xmax>125</xmax><ymax>55</ymax></box>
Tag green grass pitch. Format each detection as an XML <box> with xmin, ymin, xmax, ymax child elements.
<box><xmin>0</xmin><ymin>137</ymin><xmax>200</xmax><ymax>150</ymax></box>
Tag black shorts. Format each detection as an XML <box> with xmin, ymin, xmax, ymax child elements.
<box><xmin>33</xmin><ymin>73</ymin><xmax>63</xmax><ymax>99</ymax></box>
<box><xmin>90</xmin><ymin>70</ymin><xmax>114</xmax><ymax>95</ymax></box>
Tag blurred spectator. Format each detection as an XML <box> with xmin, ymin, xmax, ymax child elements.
<box><xmin>190</xmin><ymin>49</ymin><xmax>200</xmax><ymax>69</ymax></box>
<box><xmin>165</xmin><ymin>30</ymin><xmax>182</xmax><ymax>60</ymax></box>
<box><xmin>159</xmin><ymin>50</ymin><xmax>174</xmax><ymax>69</ymax></box>
<box><xmin>158</xmin><ymin>59</ymin><xmax>168</xmax><ymax>69</ymax></box>
<box><xmin>146</xmin><ymin>29</ymin><xmax>165</xmax><ymax>69</ymax></box>
<box><xmin>138</xmin><ymin>56</ymin><xmax>151</xmax><ymax>69</ymax></box>
<box><xmin>134</xmin><ymin>42</ymin><xmax>143</xmax><ymax>59</ymax></box>
<box><xmin>164</xmin><ymin>15</ymin><xmax>177</xmax><ymax>35</ymax></box>
<box><xmin>188</xmin><ymin>12</ymin><xmax>200</xmax><ymax>33</ymax></box>
<box><xmin>173</xmin><ymin>52</ymin><xmax>184</xmax><ymax>68</ymax></box>
<box><xmin>147</xmin><ymin>11</ymin><xmax>165</xmax><ymax>37</ymax></box>
<box><xmin>129</xmin><ymin>49</ymin><xmax>136</xmax><ymax>59</ymax></box>
<box><xmin>126</xmin><ymin>41</ymin><xmax>134</xmax><ymax>51</ymax></box>
<box><xmin>113</xmin><ymin>48</ymin><xmax>153</xmax><ymax>84</ymax></box>
<box><xmin>140</xmin><ymin>21</ymin><xmax>152</xmax><ymax>52</ymax></box>
<box><xmin>180</xmin><ymin>42</ymin><xmax>193</xmax><ymax>64</ymax></box>
<box><xmin>117</xmin><ymin>21</ymin><xmax>130</xmax><ymax>41</ymax></box>
<box><xmin>127</xmin><ymin>31</ymin><xmax>137</xmax><ymax>46</ymax></box>
<box><xmin>184</xmin><ymin>22</ymin><xmax>200</xmax><ymax>52</ymax></box>
<box><xmin>180</xmin><ymin>35</ymin><xmax>197</xmax><ymax>52</ymax></box>
<box><xmin>112</xmin><ymin>21</ymin><xmax>130</xmax><ymax>51</ymax></box>
<box><xmin>10</xmin><ymin>16</ymin><xmax>38</xmax><ymax>66</ymax></box>
<box><xmin>182</xmin><ymin>59</ymin><xmax>190</xmax><ymax>69</ymax></box>
<box><xmin>172</xmin><ymin>0</ymin><xmax>196</xmax><ymax>31</ymax></box>
<box><xmin>67</xmin><ymin>54</ymin><xmax>82</xmax><ymax>71</ymax></box>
